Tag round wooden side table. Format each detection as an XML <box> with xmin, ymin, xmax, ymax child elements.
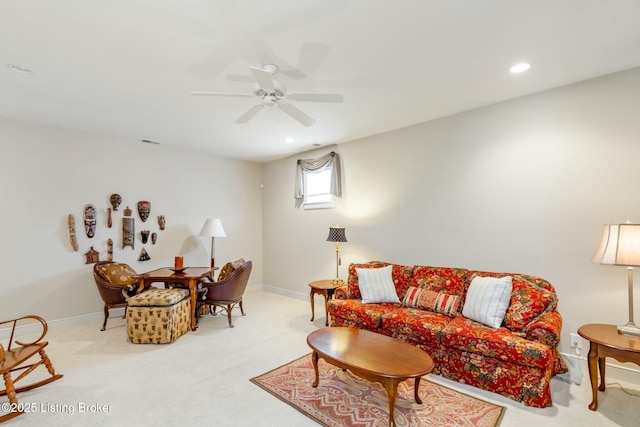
<box><xmin>578</xmin><ymin>323</ymin><xmax>640</xmax><ymax>411</ymax></box>
<box><xmin>309</xmin><ymin>280</ymin><xmax>342</xmax><ymax>327</ymax></box>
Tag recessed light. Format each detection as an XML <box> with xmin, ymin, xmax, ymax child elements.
<box><xmin>510</xmin><ymin>63</ymin><xmax>530</xmax><ymax>73</ymax></box>
<box><xmin>7</xmin><ymin>64</ymin><xmax>32</xmax><ymax>74</ymax></box>
<box><xmin>285</xmin><ymin>138</ymin><xmax>295</xmax><ymax>144</ymax></box>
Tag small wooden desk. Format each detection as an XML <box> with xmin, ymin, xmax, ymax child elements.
<box><xmin>578</xmin><ymin>323</ymin><xmax>640</xmax><ymax>410</ymax></box>
<box><xmin>309</xmin><ymin>280</ymin><xmax>341</xmax><ymax>327</ymax></box>
<box><xmin>136</xmin><ymin>267</ymin><xmax>212</xmax><ymax>331</ymax></box>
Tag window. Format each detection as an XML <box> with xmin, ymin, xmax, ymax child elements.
<box><xmin>295</xmin><ymin>151</ymin><xmax>342</xmax><ymax>209</ymax></box>
<box><xmin>303</xmin><ymin>166</ymin><xmax>334</xmax><ymax>208</ymax></box>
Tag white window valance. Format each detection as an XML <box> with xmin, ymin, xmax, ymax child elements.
<box><xmin>294</xmin><ymin>151</ymin><xmax>342</xmax><ymax>200</ymax></box>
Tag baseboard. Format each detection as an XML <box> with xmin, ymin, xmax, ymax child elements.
<box><xmin>560</xmin><ymin>352</ymin><xmax>640</xmax><ymax>386</ymax></box>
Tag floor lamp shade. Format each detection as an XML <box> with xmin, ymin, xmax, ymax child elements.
<box><xmin>592</xmin><ymin>222</ymin><xmax>640</xmax><ymax>336</ymax></box>
<box><xmin>199</xmin><ymin>218</ymin><xmax>226</xmax><ymax>270</ymax></box>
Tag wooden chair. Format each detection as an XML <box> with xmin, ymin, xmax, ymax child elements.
<box><xmin>198</xmin><ymin>260</ymin><xmax>252</xmax><ymax>328</ymax></box>
<box><xmin>1</xmin><ymin>315</ymin><xmax>63</xmax><ymax>423</ymax></box>
<box><xmin>93</xmin><ymin>261</ymin><xmax>140</xmax><ymax>331</ymax></box>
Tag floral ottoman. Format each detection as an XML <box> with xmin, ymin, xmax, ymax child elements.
<box><xmin>126</xmin><ymin>288</ymin><xmax>190</xmax><ymax>344</ymax></box>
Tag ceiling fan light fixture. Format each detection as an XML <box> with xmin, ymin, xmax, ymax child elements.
<box><xmin>285</xmin><ymin>137</ymin><xmax>295</xmax><ymax>144</ymax></box>
<box><xmin>510</xmin><ymin>63</ymin><xmax>531</xmax><ymax>73</ymax></box>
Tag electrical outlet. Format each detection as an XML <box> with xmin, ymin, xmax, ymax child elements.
<box><xmin>570</xmin><ymin>333</ymin><xmax>581</xmax><ymax>348</ymax></box>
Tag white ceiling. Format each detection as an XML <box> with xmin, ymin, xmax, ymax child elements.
<box><xmin>2</xmin><ymin>0</ymin><xmax>640</xmax><ymax>163</ymax></box>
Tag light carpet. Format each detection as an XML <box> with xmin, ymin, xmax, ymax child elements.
<box><xmin>252</xmin><ymin>354</ymin><xmax>504</xmax><ymax>427</ymax></box>
<box><xmin>1</xmin><ymin>289</ymin><xmax>639</xmax><ymax>426</ymax></box>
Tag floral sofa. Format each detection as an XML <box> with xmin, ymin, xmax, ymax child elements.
<box><xmin>326</xmin><ymin>261</ymin><xmax>568</xmax><ymax>408</ymax></box>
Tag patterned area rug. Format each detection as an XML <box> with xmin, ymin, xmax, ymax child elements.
<box><xmin>251</xmin><ymin>354</ymin><xmax>505</xmax><ymax>427</ymax></box>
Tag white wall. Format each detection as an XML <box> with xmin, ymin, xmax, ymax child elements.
<box><xmin>262</xmin><ymin>66</ymin><xmax>640</xmax><ymax>358</ymax></box>
<box><xmin>0</xmin><ymin>119</ymin><xmax>263</xmax><ymax>321</ymax></box>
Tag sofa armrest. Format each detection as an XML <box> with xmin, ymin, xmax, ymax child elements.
<box><xmin>523</xmin><ymin>310</ymin><xmax>562</xmax><ymax>348</ymax></box>
<box><xmin>334</xmin><ymin>285</ymin><xmax>350</xmax><ymax>300</ymax></box>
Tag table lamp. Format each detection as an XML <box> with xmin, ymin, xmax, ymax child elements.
<box><xmin>326</xmin><ymin>225</ymin><xmax>347</xmax><ymax>288</ymax></box>
<box><xmin>592</xmin><ymin>221</ymin><xmax>640</xmax><ymax>337</ymax></box>
<box><xmin>199</xmin><ymin>218</ymin><xmax>226</xmax><ymax>272</ymax></box>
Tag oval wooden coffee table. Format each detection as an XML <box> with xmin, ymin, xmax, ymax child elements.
<box><xmin>307</xmin><ymin>327</ymin><xmax>434</xmax><ymax>427</ymax></box>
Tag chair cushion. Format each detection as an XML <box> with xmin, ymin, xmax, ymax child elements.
<box><xmin>217</xmin><ymin>258</ymin><xmax>245</xmax><ymax>281</ymax></box>
<box><xmin>127</xmin><ymin>288</ymin><xmax>189</xmax><ymax>307</ymax></box>
<box><xmin>95</xmin><ymin>263</ymin><xmax>138</xmax><ymax>286</ymax></box>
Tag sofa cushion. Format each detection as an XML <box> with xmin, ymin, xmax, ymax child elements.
<box><xmin>347</xmin><ymin>262</ymin><xmax>413</xmax><ymax>300</ymax></box>
<box><xmin>462</xmin><ymin>276</ymin><xmax>512</xmax><ymax>328</ymax></box>
<box><xmin>468</xmin><ymin>271</ymin><xmax>559</xmax><ymax>331</ymax></box>
<box><xmin>440</xmin><ymin>316</ymin><xmax>552</xmax><ymax>370</ymax></box>
<box><xmin>382</xmin><ymin>307</ymin><xmax>452</xmax><ymax>344</ymax></box>
<box><xmin>402</xmin><ymin>287</ymin><xmax>460</xmax><ymax>317</ymax></box>
<box><xmin>409</xmin><ymin>266</ymin><xmax>467</xmax><ymax>305</ymax></box>
<box><xmin>327</xmin><ymin>299</ymin><xmax>397</xmax><ymax>330</ymax></box>
<box><xmin>357</xmin><ymin>266</ymin><xmax>400</xmax><ymax>303</ymax></box>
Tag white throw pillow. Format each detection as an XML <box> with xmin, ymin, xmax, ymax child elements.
<box><xmin>462</xmin><ymin>276</ymin><xmax>513</xmax><ymax>328</ymax></box>
<box><xmin>356</xmin><ymin>265</ymin><xmax>400</xmax><ymax>304</ymax></box>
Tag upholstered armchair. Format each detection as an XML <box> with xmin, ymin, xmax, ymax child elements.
<box><xmin>93</xmin><ymin>261</ymin><xmax>140</xmax><ymax>331</ymax></box>
<box><xmin>199</xmin><ymin>260</ymin><xmax>252</xmax><ymax>328</ymax></box>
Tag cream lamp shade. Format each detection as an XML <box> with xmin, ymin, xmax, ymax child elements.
<box><xmin>199</xmin><ymin>218</ymin><xmax>226</xmax><ymax>270</ymax></box>
<box><xmin>592</xmin><ymin>222</ymin><xmax>640</xmax><ymax>336</ymax></box>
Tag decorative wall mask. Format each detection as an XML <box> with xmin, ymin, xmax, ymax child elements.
<box><xmin>107</xmin><ymin>238</ymin><xmax>113</xmax><ymax>261</ymax></box>
<box><xmin>122</xmin><ymin>206</ymin><xmax>135</xmax><ymax>249</ymax></box>
<box><xmin>83</xmin><ymin>204</ymin><xmax>97</xmax><ymax>238</ymax></box>
<box><xmin>151</xmin><ymin>232</ymin><xmax>157</xmax><ymax>244</ymax></box>
<box><xmin>68</xmin><ymin>214</ymin><xmax>78</xmax><ymax>251</ymax></box>
<box><xmin>139</xmin><ymin>248</ymin><xmax>150</xmax><ymax>261</ymax></box>
<box><xmin>110</xmin><ymin>194</ymin><xmax>122</xmax><ymax>211</ymax></box>
<box><xmin>84</xmin><ymin>246</ymin><xmax>100</xmax><ymax>264</ymax></box>
<box><xmin>141</xmin><ymin>230</ymin><xmax>150</xmax><ymax>244</ymax></box>
<box><xmin>107</xmin><ymin>208</ymin><xmax>112</xmax><ymax>228</ymax></box>
<box><xmin>138</xmin><ymin>201</ymin><xmax>151</xmax><ymax>222</ymax></box>
<box><xmin>158</xmin><ymin>215</ymin><xmax>165</xmax><ymax>230</ymax></box>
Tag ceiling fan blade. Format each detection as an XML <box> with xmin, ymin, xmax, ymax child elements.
<box><xmin>190</xmin><ymin>92</ymin><xmax>251</xmax><ymax>98</ymax></box>
<box><xmin>279</xmin><ymin>103</ymin><xmax>315</xmax><ymax>127</ymax></box>
<box><xmin>235</xmin><ymin>104</ymin><xmax>264</xmax><ymax>124</ymax></box>
<box><xmin>287</xmin><ymin>93</ymin><xmax>344</xmax><ymax>103</ymax></box>
<box><xmin>250</xmin><ymin>67</ymin><xmax>275</xmax><ymax>92</ymax></box>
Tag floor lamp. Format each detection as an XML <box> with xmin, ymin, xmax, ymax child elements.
<box><xmin>326</xmin><ymin>225</ymin><xmax>347</xmax><ymax>288</ymax></box>
<box><xmin>199</xmin><ymin>218</ymin><xmax>226</xmax><ymax>276</ymax></box>
<box><xmin>592</xmin><ymin>221</ymin><xmax>640</xmax><ymax>337</ymax></box>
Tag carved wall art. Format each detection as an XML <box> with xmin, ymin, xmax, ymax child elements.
<box><xmin>141</xmin><ymin>230</ymin><xmax>150</xmax><ymax>244</ymax></box>
<box><xmin>84</xmin><ymin>246</ymin><xmax>100</xmax><ymax>264</ymax></box>
<box><xmin>122</xmin><ymin>206</ymin><xmax>135</xmax><ymax>249</ymax></box>
<box><xmin>107</xmin><ymin>238</ymin><xmax>113</xmax><ymax>261</ymax></box>
<box><xmin>110</xmin><ymin>194</ymin><xmax>121</xmax><ymax>211</ymax></box>
<box><xmin>68</xmin><ymin>214</ymin><xmax>78</xmax><ymax>251</ymax></box>
<box><xmin>158</xmin><ymin>215</ymin><xmax>165</xmax><ymax>230</ymax></box>
<box><xmin>107</xmin><ymin>208</ymin><xmax>112</xmax><ymax>228</ymax></box>
<box><xmin>151</xmin><ymin>232</ymin><xmax>157</xmax><ymax>244</ymax></box>
<box><xmin>139</xmin><ymin>248</ymin><xmax>150</xmax><ymax>261</ymax></box>
<box><xmin>84</xmin><ymin>204</ymin><xmax>96</xmax><ymax>238</ymax></box>
<box><xmin>138</xmin><ymin>201</ymin><xmax>150</xmax><ymax>222</ymax></box>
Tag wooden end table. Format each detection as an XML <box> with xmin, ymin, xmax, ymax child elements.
<box><xmin>578</xmin><ymin>323</ymin><xmax>640</xmax><ymax>411</ymax></box>
<box><xmin>308</xmin><ymin>280</ymin><xmax>341</xmax><ymax>327</ymax></box>
<box><xmin>307</xmin><ymin>327</ymin><xmax>434</xmax><ymax>427</ymax></box>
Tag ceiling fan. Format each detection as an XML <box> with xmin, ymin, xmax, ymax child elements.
<box><xmin>190</xmin><ymin>64</ymin><xmax>343</xmax><ymax>127</ymax></box>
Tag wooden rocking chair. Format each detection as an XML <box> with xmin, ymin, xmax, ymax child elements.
<box><xmin>0</xmin><ymin>315</ymin><xmax>63</xmax><ymax>423</ymax></box>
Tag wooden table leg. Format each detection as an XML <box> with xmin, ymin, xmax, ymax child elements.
<box><xmin>380</xmin><ymin>379</ymin><xmax>401</xmax><ymax>427</ymax></box>
<box><xmin>310</xmin><ymin>289</ymin><xmax>316</xmax><ymax>322</ymax></box>
<box><xmin>587</xmin><ymin>341</ymin><xmax>599</xmax><ymax>411</ymax></box>
<box><xmin>414</xmin><ymin>377</ymin><xmax>423</xmax><ymax>404</ymax></box>
<box><xmin>311</xmin><ymin>352</ymin><xmax>320</xmax><ymax>387</ymax></box>
<box><xmin>188</xmin><ymin>279</ymin><xmax>198</xmax><ymax>331</ymax></box>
